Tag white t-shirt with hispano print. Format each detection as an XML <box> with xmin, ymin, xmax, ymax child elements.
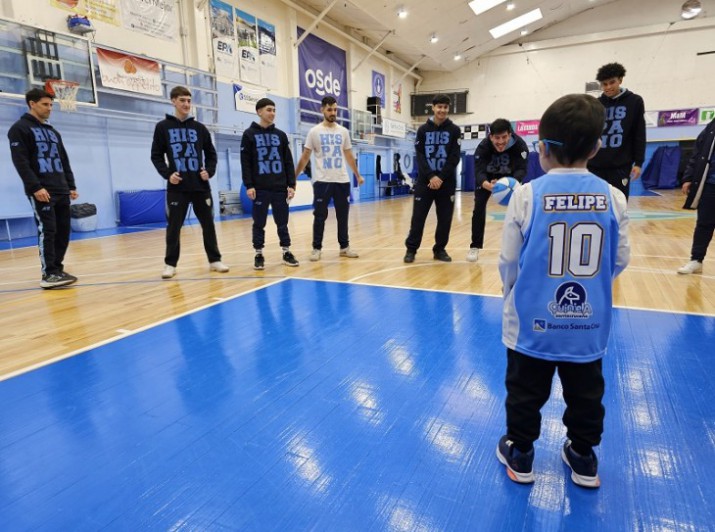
<box><xmin>304</xmin><ymin>123</ymin><xmax>352</xmax><ymax>183</ymax></box>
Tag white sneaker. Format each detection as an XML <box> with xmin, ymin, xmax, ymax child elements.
<box><xmin>161</xmin><ymin>265</ymin><xmax>176</xmax><ymax>279</ymax></box>
<box><xmin>677</xmin><ymin>260</ymin><xmax>703</xmax><ymax>274</ymax></box>
<box><xmin>466</xmin><ymin>248</ymin><xmax>480</xmax><ymax>262</ymax></box>
<box><xmin>309</xmin><ymin>249</ymin><xmax>322</xmax><ymax>262</ymax></box>
<box><xmin>340</xmin><ymin>247</ymin><xmax>359</xmax><ymax>258</ymax></box>
<box><xmin>210</xmin><ymin>261</ymin><xmax>230</xmax><ymax>273</ymax></box>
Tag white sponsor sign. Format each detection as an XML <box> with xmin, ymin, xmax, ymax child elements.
<box><xmin>233</xmin><ymin>83</ymin><xmax>264</xmax><ymax>113</ymax></box>
<box><xmin>382</xmin><ymin>118</ymin><xmax>406</xmax><ymax>139</ymax></box>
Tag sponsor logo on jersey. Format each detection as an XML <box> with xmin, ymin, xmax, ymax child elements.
<box><xmin>548</xmin><ymin>281</ymin><xmax>593</xmax><ymax>319</ymax></box>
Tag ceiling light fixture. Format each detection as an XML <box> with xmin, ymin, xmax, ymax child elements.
<box><xmin>454</xmin><ymin>53</ymin><xmax>462</xmax><ymax>61</ymax></box>
<box><xmin>489</xmin><ymin>8</ymin><xmax>543</xmax><ymax>39</ymax></box>
<box><xmin>468</xmin><ymin>0</ymin><xmax>508</xmax><ymax>16</ymax></box>
<box><xmin>397</xmin><ymin>6</ymin><xmax>408</xmax><ymax>19</ymax></box>
<box><xmin>506</xmin><ymin>2</ymin><xmax>516</xmax><ymax>10</ymax></box>
<box><xmin>430</xmin><ymin>33</ymin><xmax>439</xmax><ymax>43</ymax></box>
<box><xmin>520</xmin><ymin>29</ymin><xmax>528</xmax><ymax>35</ymax></box>
<box><xmin>680</xmin><ymin>0</ymin><xmax>702</xmax><ymax>20</ymax></box>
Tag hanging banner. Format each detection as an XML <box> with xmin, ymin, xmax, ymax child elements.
<box><xmin>645</xmin><ymin>111</ymin><xmax>659</xmax><ymax>128</ymax></box>
<box><xmin>258</xmin><ymin>19</ymin><xmax>277</xmax><ymax>88</ymax></box>
<box><xmin>121</xmin><ymin>0</ymin><xmax>178</xmax><ymax>41</ymax></box>
<box><xmin>515</xmin><ymin>120</ymin><xmax>540</xmax><ymax>136</ymax></box>
<box><xmin>297</xmin><ymin>28</ymin><xmax>348</xmax><ymax>124</ymax></box>
<box><xmin>233</xmin><ymin>83</ymin><xmax>265</xmax><ymax>113</ymax></box>
<box><xmin>372</xmin><ymin>70</ymin><xmax>385</xmax><ymax>109</ymax></box>
<box><xmin>210</xmin><ymin>0</ymin><xmax>237</xmax><ymax>79</ymax></box>
<box><xmin>50</xmin><ymin>0</ymin><xmax>120</xmax><ymax>25</ymax></box>
<box><xmin>392</xmin><ymin>83</ymin><xmax>402</xmax><ymax>114</ymax></box>
<box><xmin>236</xmin><ymin>10</ymin><xmax>260</xmax><ymax>85</ymax></box>
<box><xmin>96</xmin><ymin>47</ymin><xmax>162</xmax><ymax>96</ymax></box>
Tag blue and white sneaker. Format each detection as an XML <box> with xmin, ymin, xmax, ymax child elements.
<box><xmin>496</xmin><ymin>435</ymin><xmax>535</xmax><ymax>484</ymax></box>
<box><xmin>561</xmin><ymin>439</ymin><xmax>601</xmax><ymax>488</ymax></box>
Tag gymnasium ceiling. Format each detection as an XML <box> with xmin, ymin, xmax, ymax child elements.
<box><xmin>289</xmin><ymin>0</ymin><xmax>695</xmax><ymax>73</ymax></box>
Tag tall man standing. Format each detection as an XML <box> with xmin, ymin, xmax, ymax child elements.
<box><xmin>151</xmin><ymin>85</ymin><xmax>229</xmax><ymax>279</ymax></box>
<box><xmin>404</xmin><ymin>94</ymin><xmax>462</xmax><ymax>263</ymax></box>
<box><xmin>8</xmin><ymin>88</ymin><xmax>79</xmax><ymax>289</ymax></box>
<box><xmin>240</xmin><ymin>97</ymin><xmax>299</xmax><ymax>270</ymax></box>
<box><xmin>587</xmin><ymin>62</ymin><xmax>646</xmax><ymax>200</ymax></box>
<box><xmin>468</xmin><ymin>119</ymin><xmax>528</xmax><ymax>262</ymax></box>
<box><xmin>295</xmin><ymin>96</ymin><xmax>364</xmax><ymax>261</ymax></box>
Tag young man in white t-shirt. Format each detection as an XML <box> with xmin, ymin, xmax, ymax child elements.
<box><xmin>295</xmin><ymin>96</ymin><xmax>365</xmax><ymax>261</ymax></box>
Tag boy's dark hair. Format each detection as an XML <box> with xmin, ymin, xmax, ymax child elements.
<box><xmin>489</xmin><ymin>118</ymin><xmax>512</xmax><ymax>136</ymax></box>
<box><xmin>170</xmin><ymin>86</ymin><xmax>191</xmax><ymax>99</ymax></box>
<box><xmin>596</xmin><ymin>62</ymin><xmax>626</xmax><ymax>82</ymax></box>
<box><xmin>321</xmin><ymin>96</ymin><xmax>337</xmax><ymax>107</ymax></box>
<box><xmin>432</xmin><ymin>94</ymin><xmax>451</xmax><ymax>106</ymax></box>
<box><xmin>25</xmin><ymin>88</ymin><xmax>53</xmax><ymax>106</ymax></box>
<box><xmin>255</xmin><ymin>97</ymin><xmax>275</xmax><ymax>111</ymax></box>
<box><xmin>538</xmin><ymin>94</ymin><xmax>604</xmax><ymax>166</ymax></box>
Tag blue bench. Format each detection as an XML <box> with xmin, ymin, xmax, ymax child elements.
<box><xmin>1</xmin><ymin>212</ymin><xmax>34</xmax><ymax>241</ymax></box>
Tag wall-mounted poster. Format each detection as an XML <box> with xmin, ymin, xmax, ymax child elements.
<box><xmin>236</xmin><ymin>9</ymin><xmax>260</xmax><ymax>85</ymax></box>
<box><xmin>297</xmin><ymin>28</ymin><xmax>348</xmax><ymax>125</ymax></box>
<box><xmin>210</xmin><ymin>0</ymin><xmax>237</xmax><ymax>79</ymax></box>
<box><xmin>392</xmin><ymin>83</ymin><xmax>402</xmax><ymax>114</ymax></box>
<box><xmin>121</xmin><ymin>0</ymin><xmax>178</xmax><ymax>41</ymax></box>
<box><xmin>258</xmin><ymin>19</ymin><xmax>277</xmax><ymax>87</ymax></box>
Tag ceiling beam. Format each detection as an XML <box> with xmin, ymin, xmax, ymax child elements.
<box><xmin>352</xmin><ymin>31</ymin><xmax>393</xmax><ymax>72</ymax></box>
<box><xmin>394</xmin><ymin>56</ymin><xmax>426</xmax><ymax>86</ymax></box>
<box><xmin>294</xmin><ymin>0</ymin><xmax>339</xmax><ymax>49</ymax></box>
<box><xmin>277</xmin><ymin>0</ymin><xmax>422</xmax><ymax>82</ymax></box>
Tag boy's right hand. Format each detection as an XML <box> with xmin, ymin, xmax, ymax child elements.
<box><xmin>169</xmin><ymin>172</ymin><xmax>182</xmax><ymax>185</ymax></box>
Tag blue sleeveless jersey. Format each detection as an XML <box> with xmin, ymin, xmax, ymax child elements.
<box><xmin>500</xmin><ymin>171</ymin><xmax>630</xmax><ymax>362</ymax></box>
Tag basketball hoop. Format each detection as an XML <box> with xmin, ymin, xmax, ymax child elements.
<box><xmin>45</xmin><ymin>79</ymin><xmax>80</xmax><ymax>112</ymax></box>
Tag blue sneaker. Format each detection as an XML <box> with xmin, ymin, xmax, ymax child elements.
<box><xmin>496</xmin><ymin>435</ymin><xmax>535</xmax><ymax>484</ymax></box>
<box><xmin>561</xmin><ymin>440</ymin><xmax>601</xmax><ymax>488</ymax></box>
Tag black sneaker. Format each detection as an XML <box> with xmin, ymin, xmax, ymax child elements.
<box><xmin>254</xmin><ymin>254</ymin><xmax>265</xmax><ymax>271</ymax></box>
<box><xmin>433</xmin><ymin>250</ymin><xmax>452</xmax><ymax>262</ymax></box>
<box><xmin>561</xmin><ymin>440</ymin><xmax>600</xmax><ymax>488</ymax></box>
<box><xmin>282</xmin><ymin>251</ymin><xmax>299</xmax><ymax>267</ymax></box>
<box><xmin>496</xmin><ymin>435</ymin><xmax>535</xmax><ymax>484</ymax></box>
<box><xmin>40</xmin><ymin>273</ymin><xmax>76</xmax><ymax>289</ymax></box>
<box><xmin>60</xmin><ymin>271</ymin><xmax>78</xmax><ymax>283</ymax></box>
<box><xmin>404</xmin><ymin>250</ymin><xmax>416</xmax><ymax>263</ymax></box>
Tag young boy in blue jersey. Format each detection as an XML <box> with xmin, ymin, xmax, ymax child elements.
<box><xmin>497</xmin><ymin>94</ymin><xmax>630</xmax><ymax>488</ymax></box>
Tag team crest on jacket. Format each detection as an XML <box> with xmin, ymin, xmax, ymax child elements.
<box><xmin>548</xmin><ymin>282</ymin><xmax>592</xmax><ymax>319</ymax></box>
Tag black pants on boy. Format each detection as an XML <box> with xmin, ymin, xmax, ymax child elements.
<box><xmin>165</xmin><ymin>190</ymin><xmax>221</xmax><ymax>267</ymax></box>
<box><xmin>312</xmin><ymin>181</ymin><xmax>350</xmax><ymax>250</ymax></box>
<box><xmin>405</xmin><ymin>182</ymin><xmax>455</xmax><ymax>253</ymax></box>
<box><xmin>690</xmin><ymin>182</ymin><xmax>715</xmax><ymax>261</ymax></box>
<box><xmin>470</xmin><ymin>186</ymin><xmax>492</xmax><ymax>249</ymax></box>
<box><xmin>588</xmin><ymin>165</ymin><xmax>631</xmax><ymax>200</ymax></box>
<box><xmin>30</xmin><ymin>194</ymin><xmax>71</xmax><ymax>277</ymax></box>
<box><xmin>505</xmin><ymin>348</ymin><xmax>605</xmax><ymax>455</ymax></box>
<box><xmin>252</xmin><ymin>189</ymin><xmax>291</xmax><ymax>250</ymax></box>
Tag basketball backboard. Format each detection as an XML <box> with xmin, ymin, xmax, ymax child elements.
<box><xmin>0</xmin><ymin>17</ymin><xmax>97</xmax><ymax>105</ymax></box>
